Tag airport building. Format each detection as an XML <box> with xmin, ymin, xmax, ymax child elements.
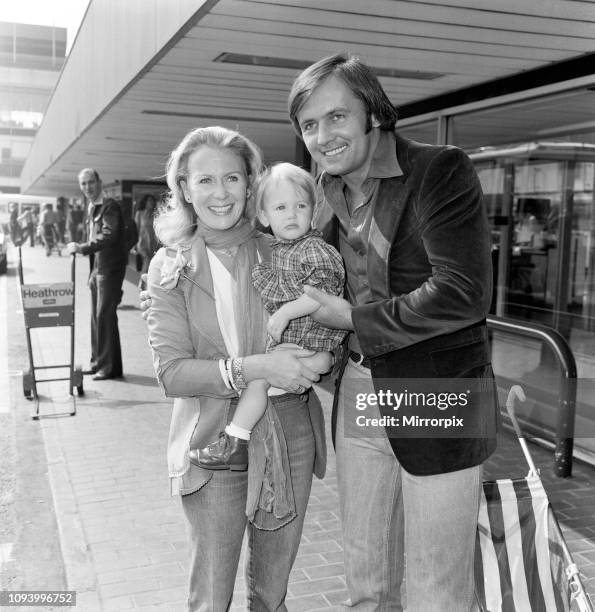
<box><xmin>0</xmin><ymin>21</ymin><xmax>66</xmax><ymax>194</ymax></box>
<box><xmin>18</xmin><ymin>0</ymin><xmax>595</xmax><ymax>460</ymax></box>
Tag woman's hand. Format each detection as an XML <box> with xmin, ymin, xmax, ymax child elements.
<box><xmin>243</xmin><ymin>345</ymin><xmax>319</xmax><ymax>393</ymax></box>
<box><xmin>138</xmin><ymin>273</ymin><xmax>152</xmax><ymax>320</ymax></box>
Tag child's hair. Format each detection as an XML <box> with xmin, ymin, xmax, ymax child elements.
<box><xmin>251</xmin><ymin>162</ymin><xmax>317</xmax><ymax>221</ymax></box>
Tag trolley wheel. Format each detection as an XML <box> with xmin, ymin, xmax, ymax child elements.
<box><xmin>22</xmin><ymin>371</ymin><xmax>33</xmax><ymax>400</ymax></box>
<box><xmin>72</xmin><ymin>367</ymin><xmax>84</xmax><ymax>396</ymax></box>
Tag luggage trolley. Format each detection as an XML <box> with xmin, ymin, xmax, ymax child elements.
<box><xmin>18</xmin><ymin>246</ymin><xmax>83</xmax><ymax>419</ymax></box>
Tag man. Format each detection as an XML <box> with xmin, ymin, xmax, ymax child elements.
<box><xmin>67</xmin><ymin>168</ymin><xmax>127</xmax><ymax>380</ymax></box>
<box><xmin>288</xmin><ymin>54</ymin><xmax>499</xmax><ymax>610</ymax></box>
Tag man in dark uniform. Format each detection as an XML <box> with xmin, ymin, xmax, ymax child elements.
<box><xmin>67</xmin><ymin>168</ymin><xmax>127</xmax><ymax>380</ymax></box>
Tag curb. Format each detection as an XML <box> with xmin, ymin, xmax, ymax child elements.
<box><xmin>41</xmin><ymin>408</ymin><xmax>102</xmax><ymax>610</ymax></box>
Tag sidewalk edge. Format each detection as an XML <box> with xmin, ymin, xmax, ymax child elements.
<box><xmin>41</xmin><ymin>415</ymin><xmax>102</xmax><ymax>610</ymax></box>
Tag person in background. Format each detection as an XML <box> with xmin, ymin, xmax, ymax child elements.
<box><xmin>31</xmin><ymin>209</ymin><xmax>41</xmax><ymax>245</ymax></box>
<box><xmin>67</xmin><ymin>202</ymin><xmax>85</xmax><ymax>243</ymax></box>
<box><xmin>8</xmin><ymin>202</ymin><xmax>21</xmax><ymax>244</ymax></box>
<box><xmin>55</xmin><ymin>197</ymin><xmax>68</xmax><ymax>243</ymax></box>
<box><xmin>134</xmin><ymin>193</ymin><xmax>160</xmax><ymax>273</ymax></box>
<box><xmin>67</xmin><ymin>168</ymin><xmax>127</xmax><ymax>381</ymax></box>
<box><xmin>288</xmin><ymin>53</ymin><xmax>499</xmax><ymax>611</ymax></box>
<box><xmin>146</xmin><ymin>125</ymin><xmax>327</xmax><ymax>611</ymax></box>
<box><xmin>17</xmin><ymin>206</ymin><xmax>35</xmax><ymax>247</ymax></box>
<box><xmin>38</xmin><ymin>202</ymin><xmax>59</xmax><ymax>256</ymax></box>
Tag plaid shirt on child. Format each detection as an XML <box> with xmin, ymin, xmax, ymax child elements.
<box><xmin>252</xmin><ymin>230</ymin><xmax>348</xmax><ymax>351</ymax></box>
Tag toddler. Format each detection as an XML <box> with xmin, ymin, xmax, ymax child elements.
<box><xmin>192</xmin><ymin>162</ymin><xmax>346</xmax><ymax>470</ymax></box>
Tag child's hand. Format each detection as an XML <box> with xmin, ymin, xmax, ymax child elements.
<box><xmin>268</xmin><ymin>311</ymin><xmax>290</xmax><ymax>342</ymax></box>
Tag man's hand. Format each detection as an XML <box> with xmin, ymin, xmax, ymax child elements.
<box><xmin>303</xmin><ymin>285</ymin><xmax>354</xmax><ymax>330</ymax></box>
<box><xmin>267</xmin><ymin>310</ymin><xmax>290</xmax><ymax>342</ymax></box>
<box><xmin>66</xmin><ymin>242</ymin><xmax>81</xmax><ymax>255</ymax></box>
<box><xmin>139</xmin><ymin>273</ymin><xmax>152</xmax><ymax>320</ymax></box>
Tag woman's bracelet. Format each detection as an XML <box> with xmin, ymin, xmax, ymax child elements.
<box><xmin>225</xmin><ymin>358</ymin><xmax>238</xmax><ymax>391</ymax></box>
<box><xmin>219</xmin><ymin>358</ymin><xmax>232</xmax><ymax>390</ymax></box>
<box><xmin>230</xmin><ymin>357</ymin><xmax>248</xmax><ymax>390</ymax></box>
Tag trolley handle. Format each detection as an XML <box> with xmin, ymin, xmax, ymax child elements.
<box><xmin>70</xmin><ymin>252</ymin><xmax>76</xmax><ymax>283</ymax></box>
<box><xmin>18</xmin><ymin>245</ymin><xmax>24</xmax><ymax>284</ymax></box>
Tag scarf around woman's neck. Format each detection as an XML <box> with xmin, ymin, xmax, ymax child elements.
<box><xmin>193</xmin><ymin>216</ymin><xmax>256</xmax><ymax>250</ymax></box>
<box><xmin>194</xmin><ymin>216</ymin><xmax>267</xmax><ymax>365</ymax></box>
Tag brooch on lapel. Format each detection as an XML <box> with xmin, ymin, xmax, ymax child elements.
<box><xmin>160</xmin><ymin>247</ymin><xmax>191</xmax><ymax>290</ymax></box>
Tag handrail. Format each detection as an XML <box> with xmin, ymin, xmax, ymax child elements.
<box><xmin>486</xmin><ymin>315</ymin><xmax>578</xmax><ymax>478</ymax></box>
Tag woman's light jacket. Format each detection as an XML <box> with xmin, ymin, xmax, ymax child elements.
<box><xmin>146</xmin><ymin>231</ymin><xmax>326</xmax><ymax>496</ymax></box>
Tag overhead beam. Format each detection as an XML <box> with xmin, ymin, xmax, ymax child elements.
<box><xmin>398</xmin><ymin>53</ymin><xmax>595</xmax><ymax>119</ymax></box>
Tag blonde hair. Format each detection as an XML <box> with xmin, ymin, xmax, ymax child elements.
<box><xmin>251</xmin><ymin>162</ymin><xmax>317</xmax><ymax>222</ymax></box>
<box><xmin>154</xmin><ymin>126</ymin><xmax>263</xmax><ymax>246</ymax></box>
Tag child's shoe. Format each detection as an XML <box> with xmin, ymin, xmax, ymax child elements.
<box><xmin>189</xmin><ymin>432</ymin><xmax>248</xmax><ymax>471</ymax></box>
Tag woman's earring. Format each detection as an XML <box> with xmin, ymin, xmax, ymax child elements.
<box><xmin>246</xmin><ymin>189</ymin><xmax>252</xmax><ymax>199</ymax></box>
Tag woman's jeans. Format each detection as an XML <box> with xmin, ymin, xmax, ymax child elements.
<box><xmin>181</xmin><ymin>393</ymin><xmax>315</xmax><ymax>612</ymax></box>
<box><xmin>336</xmin><ymin>360</ymin><xmax>481</xmax><ymax>611</ymax></box>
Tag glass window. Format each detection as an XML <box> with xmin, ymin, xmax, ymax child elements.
<box><xmin>397</xmin><ymin>120</ymin><xmax>438</xmax><ymax>144</ymax></box>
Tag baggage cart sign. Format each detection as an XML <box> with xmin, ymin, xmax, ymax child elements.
<box><xmin>21</xmin><ymin>283</ymin><xmax>74</xmax><ymax>308</ymax></box>
<box><xmin>21</xmin><ymin>283</ymin><xmax>74</xmax><ymax>327</ymax></box>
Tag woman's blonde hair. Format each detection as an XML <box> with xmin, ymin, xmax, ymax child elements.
<box><xmin>154</xmin><ymin>126</ymin><xmax>263</xmax><ymax>246</ymax></box>
<box><xmin>251</xmin><ymin>162</ymin><xmax>317</xmax><ymax>222</ymax></box>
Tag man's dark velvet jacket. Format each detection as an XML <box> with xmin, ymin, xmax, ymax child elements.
<box><xmin>316</xmin><ymin>132</ymin><xmax>500</xmax><ymax>476</ymax></box>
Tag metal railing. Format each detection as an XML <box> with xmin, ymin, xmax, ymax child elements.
<box><xmin>487</xmin><ymin>315</ymin><xmax>578</xmax><ymax>478</ymax></box>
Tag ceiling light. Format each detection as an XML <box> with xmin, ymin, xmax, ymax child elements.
<box><xmin>214</xmin><ymin>52</ymin><xmax>444</xmax><ymax>80</ymax></box>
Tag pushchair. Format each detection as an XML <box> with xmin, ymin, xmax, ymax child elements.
<box><xmin>475</xmin><ymin>385</ymin><xmax>594</xmax><ymax>611</ymax></box>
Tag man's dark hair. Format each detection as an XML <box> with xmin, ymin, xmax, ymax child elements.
<box><xmin>288</xmin><ymin>53</ymin><xmax>398</xmax><ymax>135</ymax></box>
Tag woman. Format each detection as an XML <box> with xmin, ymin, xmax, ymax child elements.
<box><xmin>135</xmin><ymin>194</ymin><xmax>160</xmax><ymax>272</ymax></box>
<box><xmin>146</xmin><ymin>126</ymin><xmax>327</xmax><ymax>611</ymax></box>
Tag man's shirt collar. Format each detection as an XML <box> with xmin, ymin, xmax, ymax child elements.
<box><xmin>367</xmin><ymin>130</ymin><xmax>402</xmax><ymax>180</ymax></box>
<box><xmin>88</xmin><ymin>191</ymin><xmax>106</xmax><ymax>210</ymax></box>
<box><xmin>93</xmin><ymin>191</ymin><xmax>106</xmax><ymax>205</ymax></box>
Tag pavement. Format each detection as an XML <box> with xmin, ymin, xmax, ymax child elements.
<box><xmin>1</xmin><ymin>242</ymin><xmax>594</xmax><ymax>611</ymax></box>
